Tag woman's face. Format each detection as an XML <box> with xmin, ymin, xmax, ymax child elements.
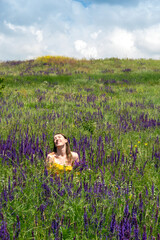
<box><xmin>54</xmin><ymin>134</ymin><xmax>68</xmax><ymax>147</ymax></box>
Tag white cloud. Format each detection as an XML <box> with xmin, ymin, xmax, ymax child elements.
<box><xmin>134</xmin><ymin>24</ymin><xmax>160</xmax><ymax>54</ymax></box>
<box><xmin>108</xmin><ymin>28</ymin><xmax>136</xmax><ymax>58</ymax></box>
<box><xmin>4</xmin><ymin>21</ymin><xmax>26</xmax><ymax>32</ymax></box>
<box><xmin>74</xmin><ymin>40</ymin><xmax>87</xmax><ymax>51</ymax></box>
<box><xmin>74</xmin><ymin>40</ymin><xmax>97</xmax><ymax>58</ymax></box>
<box><xmin>0</xmin><ymin>21</ymin><xmax>46</xmax><ymax>60</ymax></box>
<box><xmin>4</xmin><ymin>21</ymin><xmax>43</xmax><ymax>43</ymax></box>
<box><xmin>77</xmin><ymin>0</ymin><xmax>141</xmax><ymax>6</ymax></box>
<box><xmin>1</xmin><ymin>0</ymin><xmax>160</xmax><ymax>60</ymax></box>
<box><xmin>30</xmin><ymin>28</ymin><xmax>43</xmax><ymax>43</ymax></box>
<box><xmin>91</xmin><ymin>30</ymin><xmax>102</xmax><ymax>39</ymax></box>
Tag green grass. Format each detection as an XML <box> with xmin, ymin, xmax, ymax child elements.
<box><xmin>0</xmin><ymin>57</ymin><xmax>160</xmax><ymax>239</ymax></box>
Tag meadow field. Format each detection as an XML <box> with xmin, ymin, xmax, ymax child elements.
<box><xmin>0</xmin><ymin>56</ymin><xmax>160</xmax><ymax>239</ymax></box>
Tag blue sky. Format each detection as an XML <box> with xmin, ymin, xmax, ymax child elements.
<box><xmin>0</xmin><ymin>0</ymin><xmax>160</xmax><ymax>60</ymax></box>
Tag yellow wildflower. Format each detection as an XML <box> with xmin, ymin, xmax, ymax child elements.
<box><xmin>75</xmin><ymin>172</ymin><xmax>80</xmax><ymax>175</ymax></box>
<box><xmin>129</xmin><ymin>194</ymin><xmax>132</xmax><ymax>200</ymax></box>
<box><xmin>65</xmin><ymin>166</ymin><xmax>72</xmax><ymax>171</ymax></box>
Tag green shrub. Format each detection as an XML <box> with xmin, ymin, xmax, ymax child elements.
<box><xmin>0</xmin><ymin>77</ymin><xmax>5</xmax><ymax>97</ymax></box>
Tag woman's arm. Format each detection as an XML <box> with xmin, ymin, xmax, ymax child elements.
<box><xmin>72</xmin><ymin>152</ymin><xmax>79</xmax><ymax>165</ymax></box>
<box><xmin>45</xmin><ymin>154</ymin><xmax>54</xmax><ymax>167</ymax></box>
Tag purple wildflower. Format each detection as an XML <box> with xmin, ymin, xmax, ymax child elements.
<box><xmin>42</xmin><ymin>183</ymin><xmax>51</xmax><ymax>198</ymax></box>
<box><xmin>133</xmin><ymin>217</ymin><xmax>139</xmax><ymax>240</ymax></box>
<box><xmin>145</xmin><ymin>186</ymin><xmax>148</xmax><ymax>196</ymax></box>
<box><xmin>44</xmin><ymin>166</ymin><xmax>48</xmax><ymax>177</ymax></box>
<box><xmin>142</xmin><ymin>225</ymin><xmax>147</xmax><ymax>240</ymax></box>
<box><xmin>13</xmin><ymin>215</ymin><xmax>20</xmax><ymax>240</ymax></box>
<box><xmin>124</xmin><ymin>230</ymin><xmax>130</xmax><ymax>239</ymax></box>
<box><xmin>0</xmin><ymin>221</ymin><xmax>10</xmax><ymax>239</ymax></box>
<box><xmin>122</xmin><ymin>68</ymin><xmax>131</xmax><ymax>72</ymax></box>
<box><xmin>84</xmin><ymin>207</ymin><xmax>88</xmax><ymax>231</ymax></box>
<box><xmin>51</xmin><ymin>219</ymin><xmax>59</xmax><ymax>238</ymax></box>
<box><xmin>139</xmin><ymin>193</ymin><xmax>143</xmax><ymax>210</ymax></box>
<box><xmin>124</xmin><ymin>203</ymin><xmax>129</xmax><ymax>216</ymax></box>
<box><xmin>110</xmin><ymin>214</ymin><xmax>116</xmax><ymax>233</ymax></box>
<box><xmin>119</xmin><ymin>219</ymin><xmax>125</xmax><ymax>239</ymax></box>
<box><xmin>155</xmin><ymin>207</ymin><xmax>158</xmax><ymax>223</ymax></box>
<box><xmin>73</xmin><ymin>160</ymin><xmax>88</xmax><ymax>172</ymax></box>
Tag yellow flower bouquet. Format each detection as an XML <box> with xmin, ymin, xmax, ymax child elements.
<box><xmin>47</xmin><ymin>163</ymin><xmax>73</xmax><ymax>176</ymax></box>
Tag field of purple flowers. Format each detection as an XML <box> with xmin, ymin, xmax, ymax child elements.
<box><xmin>0</xmin><ymin>57</ymin><xmax>160</xmax><ymax>239</ymax></box>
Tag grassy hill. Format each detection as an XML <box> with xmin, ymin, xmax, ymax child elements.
<box><xmin>0</xmin><ymin>56</ymin><xmax>160</xmax><ymax>239</ymax></box>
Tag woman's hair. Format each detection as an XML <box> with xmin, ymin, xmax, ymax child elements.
<box><xmin>53</xmin><ymin>133</ymin><xmax>72</xmax><ymax>165</ymax></box>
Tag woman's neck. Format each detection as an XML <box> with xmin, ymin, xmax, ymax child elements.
<box><xmin>56</xmin><ymin>145</ymin><xmax>67</xmax><ymax>157</ymax></box>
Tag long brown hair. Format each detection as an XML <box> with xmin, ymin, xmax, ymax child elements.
<box><xmin>53</xmin><ymin>133</ymin><xmax>72</xmax><ymax>165</ymax></box>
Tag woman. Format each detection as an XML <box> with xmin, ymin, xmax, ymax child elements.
<box><xmin>45</xmin><ymin>133</ymin><xmax>79</xmax><ymax>175</ymax></box>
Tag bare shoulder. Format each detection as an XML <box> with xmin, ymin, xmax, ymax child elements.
<box><xmin>47</xmin><ymin>152</ymin><xmax>55</xmax><ymax>158</ymax></box>
<box><xmin>46</xmin><ymin>152</ymin><xmax>55</xmax><ymax>162</ymax></box>
<box><xmin>49</xmin><ymin>152</ymin><xmax>55</xmax><ymax>156</ymax></box>
<box><xmin>71</xmin><ymin>151</ymin><xmax>79</xmax><ymax>162</ymax></box>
